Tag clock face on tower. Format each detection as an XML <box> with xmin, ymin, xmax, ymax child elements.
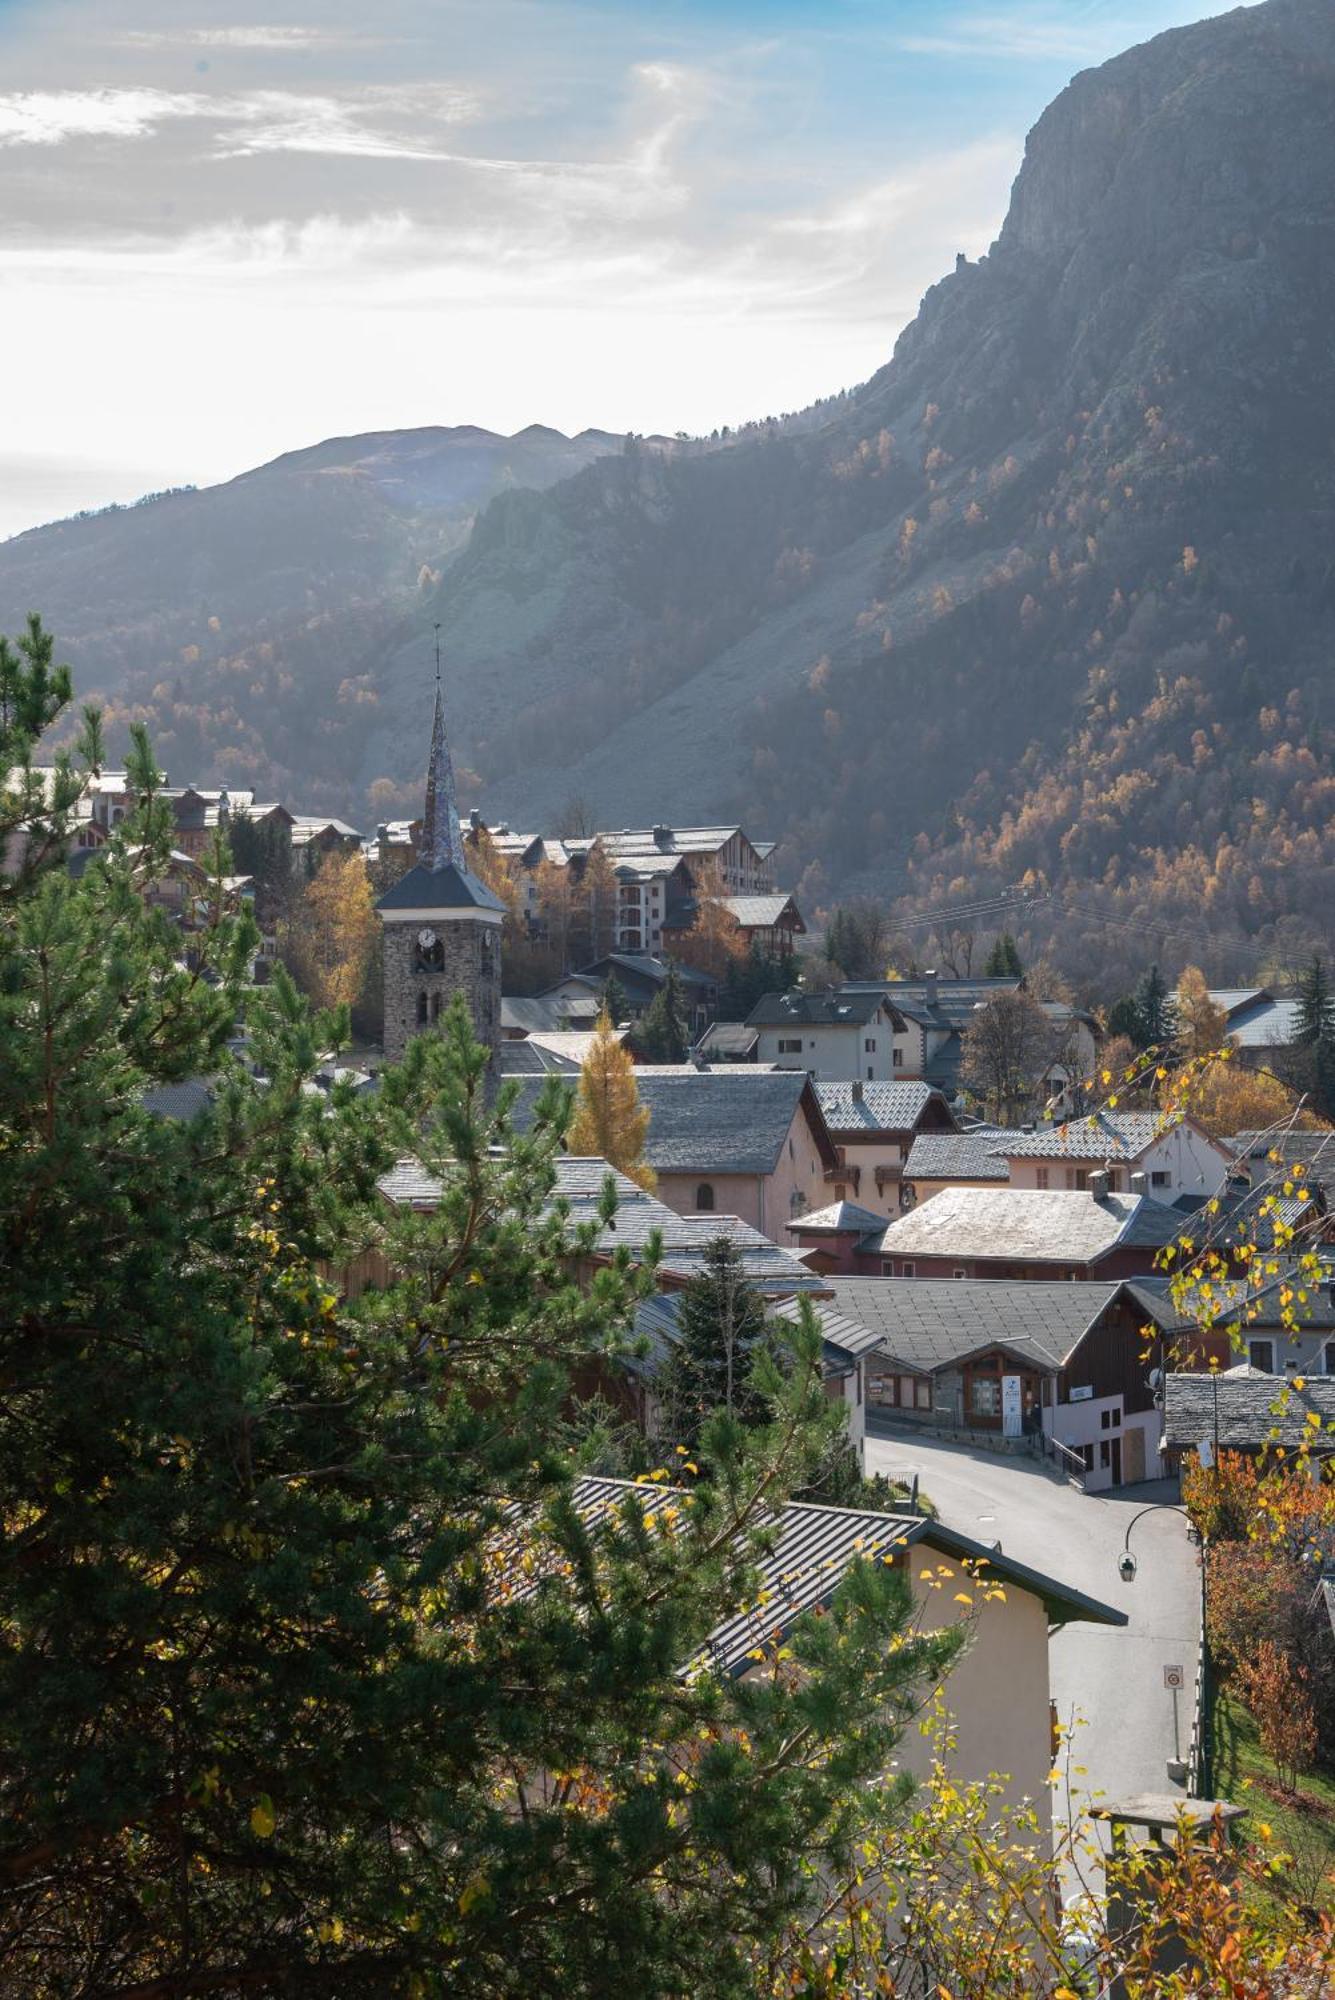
<box><xmin>417</xmin><ymin>928</ymin><xmax>438</xmax><ymax>950</ymax></box>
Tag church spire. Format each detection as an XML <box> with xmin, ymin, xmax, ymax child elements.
<box><xmin>421</xmin><ymin>623</ymin><xmax>464</xmax><ymax>872</ymax></box>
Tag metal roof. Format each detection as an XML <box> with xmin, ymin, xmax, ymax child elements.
<box><xmin>815</xmin><ymin>1082</ymin><xmax>945</xmax><ymax>1133</ymax></box>
<box><xmin>869</xmin><ymin>1187</ymin><xmax>1184</xmax><ymax>1265</ymax></box>
<box><xmin>1163</xmin><ymin>1373</ymin><xmax>1335</xmax><ymax>1450</ymax></box>
<box><xmin>905</xmin><ymin>1132</ymin><xmax>1012</xmax><ymax>1183</ymax></box>
<box><xmin>819</xmin><ymin>1276</ymin><xmax>1122</xmax><ymax>1372</ymax></box>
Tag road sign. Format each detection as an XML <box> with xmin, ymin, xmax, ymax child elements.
<box><xmin>1163</xmin><ymin>1664</ymin><xmax>1185</xmax><ymax>1691</ymax></box>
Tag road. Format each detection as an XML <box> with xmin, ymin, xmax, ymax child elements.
<box><xmin>864</xmin><ymin>1423</ymin><xmax>1202</xmax><ymax>1877</ymax></box>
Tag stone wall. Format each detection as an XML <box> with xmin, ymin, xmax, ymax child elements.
<box><xmin>382</xmin><ymin>916</ymin><xmax>500</xmax><ymax>1064</ymax></box>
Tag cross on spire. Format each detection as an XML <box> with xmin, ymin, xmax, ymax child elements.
<box><xmin>421</xmin><ymin>622</ymin><xmax>464</xmax><ymax>873</ymax></box>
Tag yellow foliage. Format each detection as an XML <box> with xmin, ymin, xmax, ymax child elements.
<box><xmin>566</xmin><ymin>1010</ymin><xmax>656</xmax><ymax>1190</ymax></box>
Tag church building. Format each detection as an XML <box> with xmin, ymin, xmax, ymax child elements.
<box><xmin>376</xmin><ymin>661</ymin><xmax>504</xmax><ymax>1063</ymax></box>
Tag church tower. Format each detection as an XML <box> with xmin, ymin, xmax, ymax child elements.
<box><xmin>376</xmin><ymin>636</ymin><xmax>503</xmax><ymax>1064</ymax></box>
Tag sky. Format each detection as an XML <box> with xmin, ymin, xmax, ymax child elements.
<box><xmin>0</xmin><ymin>0</ymin><xmax>1226</xmax><ymax>539</ymax></box>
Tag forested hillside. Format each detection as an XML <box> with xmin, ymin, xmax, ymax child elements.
<box><xmin>8</xmin><ymin>0</ymin><xmax>1335</xmax><ymax>985</ymax></box>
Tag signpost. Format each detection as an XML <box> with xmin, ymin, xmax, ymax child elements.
<box><xmin>1001</xmin><ymin>1374</ymin><xmax>1023</xmax><ymax>1440</ymax></box>
<box><xmin>1164</xmin><ymin>1664</ymin><xmax>1185</xmax><ymax>1763</ymax></box>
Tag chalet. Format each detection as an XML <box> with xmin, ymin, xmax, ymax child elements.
<box><xmin>596</xmin><ymin>824</ymin><xmax>775</xmax><ymax>896</ymax></box>
<box><xmin>661</xmin><ymin>892</ymin><xmax>806</xmax><ymax>960</ymax></box>
<box><xmin>748</xmin><ymin>990</ymin><xmax>913</xmax><ymax>1083</ymax></box>
<box><xmin>809</xmin><ymin>1277</ymin><xmax>1203</xmax><ymax>1489</ymax></box>
<box><xmin>996</xmin><ymin>1110</ymin><xmax>1235</xmax><ymax>1202</ymax></box>
<box><xmin>815</xmin><ymin>1080</ymin><xmax>959</xmax><ymax>1217</ymax></box>
<box><xmin>505</xmin><ymin>1476</ymin><xmax>1124</xmax><ymax>1832</ymax></box>
<box><xmin>845</xmin><ymin>1182</ymin><xmax>1186</xmax><ymax>1281</ymax></box>
<box><xmin>628</xmin><ymin>1069</ymin><xmax>840</xmax><ymax>1236</ymax></box>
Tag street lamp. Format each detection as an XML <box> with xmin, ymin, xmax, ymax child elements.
<box><xmin>1116</xmin><ymin>1502</ymin><xmax>1187</xmax><ymax>1582</ymax></box>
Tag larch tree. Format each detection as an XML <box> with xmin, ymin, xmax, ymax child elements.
<box><xmin>673</xmin><ymin>860</ymin><xmax>747</xmax><ymax>983</ymax></box>
<box><xmin>1</xmin><ymin>636</ymin><xmax>971</xmax><ymax>1998</ymax></box>
<box><xmin>286</xmin><ymin>846</ymin><xmax>378</xmax><ymax>1014</ymax></box>
<box><xmin>1180</xmin><ymin>1055</ymin><xmax>1330</xmax><ymax>1141</ymax></box>
<box><xmin>566</xmin><ymin>1005</ymin><xmax>657</xmax><ymax>1188</ymax></box>
<box><xmin>1173</xmin><ymin>964</ymin><xmax>1229</xmax><ymax>1060</ymax></box>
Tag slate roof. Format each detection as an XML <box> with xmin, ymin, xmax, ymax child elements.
<box><xmin>747</xmin><ymin>990</ymin><xmax>894</xmax><ymax>1028</ymax></box>
<box><xmin>502</xmin><ymin>994</ymin><xmax>603</xmax><ymax>1034</ymax></box>
<box><xmin>998</xmin><ymin>1112</ymin><xmax>1166</xmax><ymax>1161</ymax></box>
<box><xmin>142</xmin><ymin>1078</ymin><xmax>215</xmax><ymax>1120</ymax></box>
<box><xmin>1162</xmin><ymin>1374</ymin><xmax>1335</xmax><ymax>1451</ymax></box>
<box><xmin>696</xmin><ymin>1022</ymin><xmax>760</xmax><ymax>1060</ymax></box>
<box><xmin>520</xmin><ymin>1479</ymin><xmax>1124</xmax><ymax>1678</ymax></box>
<box><xmin>633</xmin><ymin>1069</ymin><xmax>830</xmax><ymax>1176</ymax></box>
<box><xmin>375</xmin><ymin>860</ymin><xmax>505</xmax><ymax>914</ymax></box>
<box><xmin>375</xmin><ymin>1154</ymin><xmax>822</xmax><ymax>1295</ymax></box>
<box><xmin>1230</xmin><ymin>1130</ymin><xmax>1335</xmax><ymax>1192</ymax></box>
<box><xmin>819</xmin><ymin>1277</ymin><xmax>1121</xmax><ymax>1373</ymax></box>
<box><xmin>579</xmin><ymin>953</ymin><xmax>716</xmax><ymax>992</ymax></box>
<box><xmin>723</xmin><ymin>895</ymin><xmax>802</xmax><ymax>929</ymax></box>
<box><xmin>815</xmin><ymin>1082</ymin><xmax>944</xmax><ymax>1133</ymax></box>
<box><xmin>904</xmin><ymin>1132</ymin><xmax>1012</xmax><ymax>1183</ymax></box>
<box><xmin>631</xmin><ymin>1291</ymin><xmax>855</xmax><ymax>1383</ymax></box>
<box><xmin>498</xmin><ymin>1039</ymin><xmax>581</xmax><ymax>1076</ymax></box>
<box><xmin>787</xmin><ymin>1199</ymin><xmax>888</xmax><ymax>1236</ymax></box>
<box><xmin>1127</xmin><ymin>1261</ymin><xmax>1335</xmax><ymax>1337</ymax></box>
<box><xmin>867</xmin><ymin>1187</ymin><xmax>1184</xmax><ymax>1265</ymax></box>
<box><xmin>842</xmin><ymin>976</ymin><xmax>1021</xmax><ymax>1031</ymax></box>
<box><xmin>770</xmin><ymin>1295</ymin><xmax>898</xmax><ymax>1361</ymax></box>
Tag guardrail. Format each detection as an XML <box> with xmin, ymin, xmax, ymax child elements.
<box><xmin>1186</xmin><ymin>1537</ymin><xmax>1210</xmax><ymax>1797</ymax></box>
<box><xmin>1037</xmin><ymin>1430</ymin><xmax>1088</xmax><ymax>1488</ymax></box>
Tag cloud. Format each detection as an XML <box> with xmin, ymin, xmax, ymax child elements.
<box><xmin>0</xmin><ymin>88</ymin><xmax>201</xmax><ymax>146</ymax></box>
<box><xmin>0</xmin><ymin>83</ymin><xmax>479</xmax><ymax>157</ymax></box>
<box><xmin>123</xmin><ymin>25</ymin><xmax>340</xmax><ymax>50</ymax></box>
<box><xmin>893</xmin><ymin>7</ymin><xmax>1192</xmax><ymax>64</ymax></box>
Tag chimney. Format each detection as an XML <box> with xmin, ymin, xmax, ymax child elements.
<box><xmin>653</xmin><ymin>824</ymin><xmax>672</xmax><ymax>849</ymax></box>
<box><xmin>923</xmin><ymin>968</ymin><xmax>939</xmax><ymax>1007</ymax></box>
<box><xmin>1089</xmin><ymin>1168</ymin><xmax>1111</xmax><ymax>1202</ymax></box>
<box><xmin>1129</xmin><ymin>1169</ymin><xmax>1148</xmax><ymax>1197</ymax></box>
<box><xmin>469</xmin><ymin>808</ymin><xmax>482</xmax><ymax>832</ymax></box>
<box><xmin>851</xmin><ymin>1079</ymin><xmax>863</xmax><ymax>1102</ymax></box>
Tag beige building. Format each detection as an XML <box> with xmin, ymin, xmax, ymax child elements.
<box><xmin>631</xmin><ymin>1069</ymin><xmax>839</xmax><ymax>1235</ymax></box>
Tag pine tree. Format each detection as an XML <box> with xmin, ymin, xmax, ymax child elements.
<box><xmin>636</xmin><ymin>962</ymin><xmax>690</xmax><ymax>1062</ymax></box>
<box><xmin>1133</xmin><ymin>962</ymin><xmax>1172</xmax><ymax>1049</ymax></box>
<box><xmin>659</xmin><ymin>1236</ymin><xmax>772</xmax><ymax>1447</ymax></box>
<box><xmin>566</xmin><ymin>1005</ymin><xmax>656</xmax><ymax>1187</ymax></box>
<box><xmin>983</xmin><ymin>931</ymin><xmax>1023</xmax><ymax>977</ymax></box>
<box><xmin>601</xmin><ymin>967</ymin><xmax>628</xmax><ymax>1026</ymax></box>
<box><xmin>1</xmin><ymin>645</ymin><xmax>968</xmax><ymax>1997</ymax></box>
<box><xmin>1295</xmin><ymin>953</ymin><xmax>1335</xmax><ymax>1046</ymax></box>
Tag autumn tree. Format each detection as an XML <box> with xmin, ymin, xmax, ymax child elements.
<box><xmin>285</xmin><ymin>847</ymin><xmax>377</xmax><ymax>1015</ymax></box>
<box><xmin>1174</xmin><ymin>964</ymin><xmax>1228</xmax><ymax>1060</ymax></box>
<box><xmin>566</xmin><ymin>1006</ymin><xmax>656</xmax><ymax>1188</ymax></box>
<box><xmin>1241</xmin><ymin>1641</ymin><xmax>1318</xmax><ymax>1792</ymax></box>
<box><xmin>959</xmin><ymin>990</ymin><xmax>1056</xmax><ymax>1124</ymax></box>
<box><xmin>671</xmin><ymin>859</ymin><xmax>747</xmax><ymax>982</ymax></box>
<box><xmin>3</xmin><ymin>641</ymin><xmax>975</xmax><ymax>1995</ymax></box>
<box><xmin>1182</xmin><ymin>1054</ymin><xmax>1329</xmax><ymax>1141</ymax></box>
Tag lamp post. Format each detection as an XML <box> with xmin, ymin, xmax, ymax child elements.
<box><xmin>1116</xmin><ymin>1501</ymin><xmax>1190</xmax><ymax>1583</ymax></box>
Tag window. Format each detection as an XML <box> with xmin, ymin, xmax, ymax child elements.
<box><xmin>916</xmin><ymin>1379</ymin><xmax>932</xmax><ymax>1411</ymax></box>
<box><xmin>900</xmin><ymin>1260</ymin><xmax>915</xmax><ymax>1278</ymax></box>
<box><xmin>1325</xmin><ymin>1342</ymin><xmax>1335</xmax><ymax>1377</ymax></box>
<box><xmin>1080</xmin><ymin>1443</ymin><xmax>1095</xmax><ymax>1473</ymax></box>
<box><xmin>953</xmin><ymin>1267</ymin><xmax>967</xmax><ymax>1280</ymax></box>
<box><xmin>1065</xmin><ymin>1167</ymin><xmax>1087</xmax><ymax>1191</ymax></box>
<box><xmin>1099</xmin><ymin>1440</ymin><xmax>1112</xmax><ymax>1469</ymax></box>
<box><xmin>431</xmin><ymin>992</ymin><xmax>442</xmax><ymax>1022</ymax></box>
<box><xmin>892</xmin><ymin>1048</ymin><xmax>903</xmax><ymax>1068</ymax></box>
<box><xmin>695</xmin><ymin>1183</ymin><xmax>715</xmax><ymax>1212</ymax></box>
<box><xmin>777</xmin><ymin>1037</ymin><xmax>803</xmax><ymax>1054</ymax></box>
<box><xmin>1100</xmin><ymin>1406</ymin><xmax>1120</xmax><ymax>1431</ymax></box>
<box><xmin>970</xmin><ymin>1376</ymin><xmax>1000</xmax><ymax>1418</ymax></box>
<box><xmin>416</xmin><ymin>991</ymin><xmax>429</xmax><ymax>1026</ymax></box>
<box><xmin>1151</xmin><ymin>1170</ymin><xmax>1171</xmax><ymax>1188</ymax></box>
<box><xmin>865</xmin><ymin>1038</ymin><xmax>877</xmax><ymax>1053</ymax></box>
<box><xmin>867</xmin><ymin>1067</ymin><xmax>874</xmax><ymax>1082</ymax></box>
<box><xmin>899</xmin><ymin>1375</ymin><xmax>917</xmax><ymax>1407</ymax></box>
<box><xmin>1036</xmin><ymin>1167</ymin><xmax>1050</xmax><ymax>1190</ymax></box>
<box><xmin>1248</xmin><ymin>1338</ymin><xmax>1276</xmax><ymax>1374</ymax></box>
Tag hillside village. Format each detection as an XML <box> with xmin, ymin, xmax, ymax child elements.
<box><xmin>6</xmin><ymin>0</ymin><xmax>1335</xmax><ymax>1987</ymax></box>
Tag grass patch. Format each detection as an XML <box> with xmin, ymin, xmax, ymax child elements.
<box><xmin>1210</xmin><ymin>1682</ymin><xmax>1335</xmax><ymax>1915</ymax></box>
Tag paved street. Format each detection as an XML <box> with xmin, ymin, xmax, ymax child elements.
<box><xmin>864</xmin><ymin>1424</ymin><xmax>1202</xmax><ymax>1876</ymax></box>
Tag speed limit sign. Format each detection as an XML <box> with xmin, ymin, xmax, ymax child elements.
<box><xmin>1163</xmin><ymin>1664</ymin><xmax>1185</xmax><ymax>1690</ymax></box>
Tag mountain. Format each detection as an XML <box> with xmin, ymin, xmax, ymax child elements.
<box><xmin>0</xmin><ymin>423</ymin><xmax>640</xmax><ymax>812</ymax></box>
<box><xmin>9</xmin><ymin>0</ymin><xmax>1335</xmax><ymax>986</ymax></box>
